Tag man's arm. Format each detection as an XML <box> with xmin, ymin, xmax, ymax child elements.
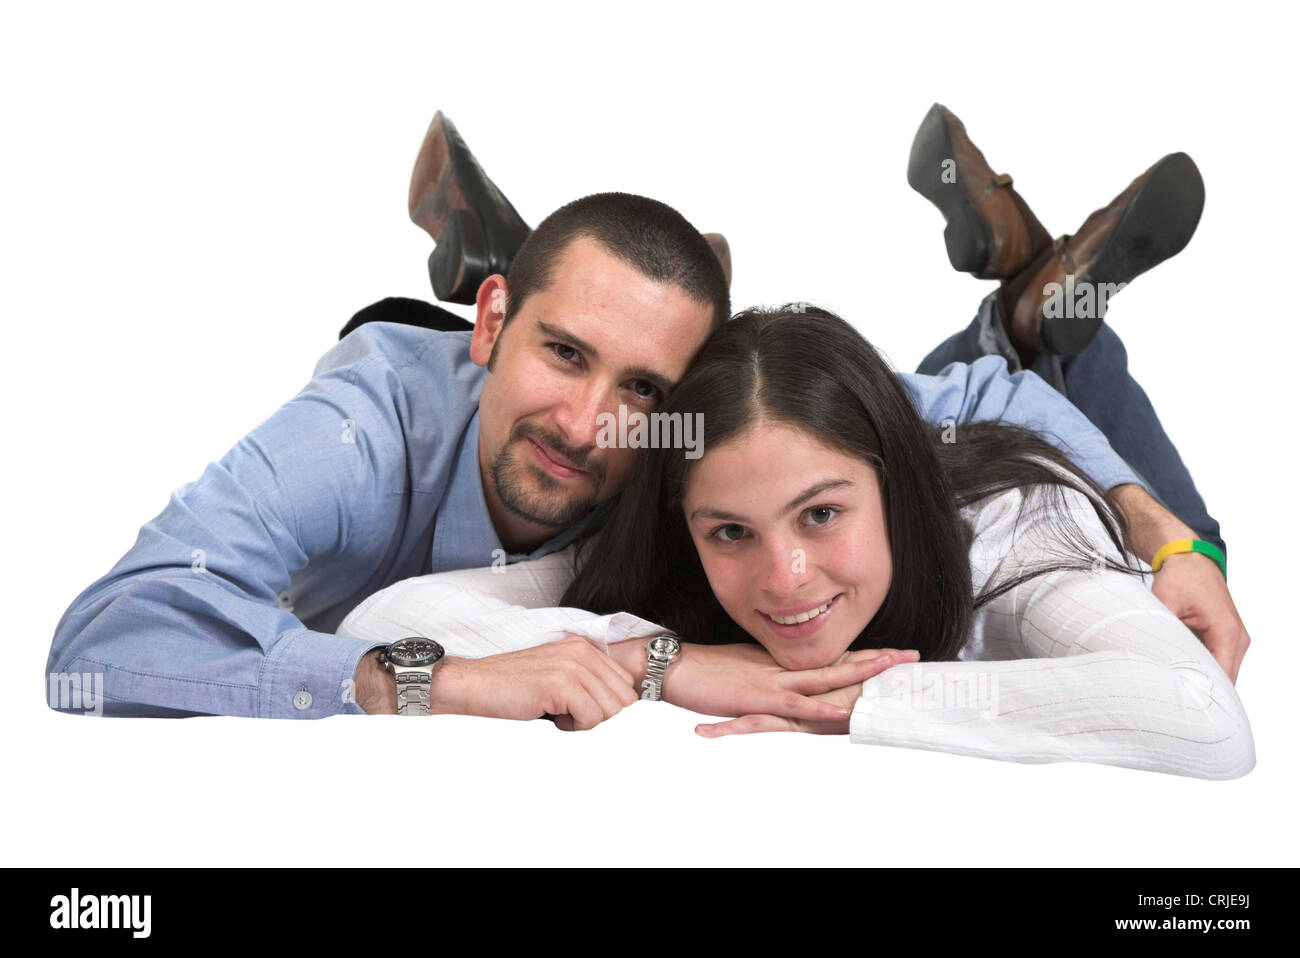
<box><xmin>1108</xmin><ymin>483</ymin><xmax>1250</xmax><ymax>683</ymax></box>
<box><xmin>897</xmin><ymin>355</ymin><xmax>1148</xmax><ymax>493</ymax></box>
<box><xmin>45</xmin><ymin>332</ymin><xmax>421</xmax><ymax>718</ymax></box>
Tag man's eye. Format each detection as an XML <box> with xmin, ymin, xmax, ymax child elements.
<box><xmin>711</xmin><ymin>524</ymin><xmax>748</xmax><ymax>543</ymax></box>
<box><xmin>550</xmin><ymin>343</ymin><xmax>580</xmax><ymax>364</ymax></box>
<box><xmin>802</xmin><ymin>506</ymin><xmax>839</xmax><ymax>526</ymax></box>
<box><xmin>630</xmin><ymin>380</ymin><xmax>659</xmax><ymax>402</ymax></box>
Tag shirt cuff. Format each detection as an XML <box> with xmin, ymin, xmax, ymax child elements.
<box><xmin>262</xmin><ymin>627</ymin><xmax>385</xmax><ymax>718</ymax></box>
<box><xmin>849</xmin><ymin>665</ymin><xmax>994</xmax><ymax>749</ymax></box>
<box><xmin>541</xmin><ymin>611</ymin><xmax>667</xmax><ymax>656</ymax></box>
<box><xmin>1070</xmin><ymin>438</ymin><xmax>1151</xmax><ymax>496</ymax></box>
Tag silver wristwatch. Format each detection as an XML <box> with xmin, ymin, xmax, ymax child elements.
<box><xmin>640</xmin><ymin>632</ymin><xmax>682</xmax><ymax>701</ymax></box>
<box><xmin>378</xmin><ymin>637</ymin><xmax>446</xmax><ymax>715</ymax></box>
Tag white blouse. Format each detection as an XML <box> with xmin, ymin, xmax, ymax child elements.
<box><xmin>336</xmin><ymin>484</ymin><xmax>1255</xmax><ymax>780</ymax></box>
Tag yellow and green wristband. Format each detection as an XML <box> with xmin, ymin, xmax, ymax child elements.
<box><xmin>1151</xmin><ymin>538</ymin><xmax>1227</xmax><ymax>580</ymax></box>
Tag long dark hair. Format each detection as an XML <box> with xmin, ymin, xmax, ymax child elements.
<box><xmin>562</xmin><ymin>306</ymin><xmax>1142</xmax><ymax>661</ymax></box>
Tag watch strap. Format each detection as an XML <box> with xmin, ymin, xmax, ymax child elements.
<box><xmin>640</xmin><ymin>633</ymin><xmax>681</xmax><ymax>702</ymax></box>
<box><xmin>393</xmin><ymin>668</ymin><xmax>433</xmax><ymax>716</ymax></box>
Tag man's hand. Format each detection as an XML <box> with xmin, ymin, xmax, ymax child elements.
<box><xmin>354</xmin><ymin>637</ymin><xmax>639</xmax><ymax>729</ymax></box>
<box><xmin>1151</xmin><ymin>553</ymin><xmax>1250</xmax><ymax>683</ymax></box>
<box><xmin>609</xmin><ymin>638</ymin><xmax>918</xmax><ymax>723</ymax></box>
<box><xmin>1108</xmin><ymin>483</ymin><xmax>1250</xmax><ymax>682</ymax></box>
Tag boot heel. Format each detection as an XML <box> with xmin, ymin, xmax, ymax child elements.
<box><xmin>428</xmin><ymin>208</ymin><xmax>491</xmax><ymax>305</ymax></box>
<box><xmin>907</xmin><ymin>103</ymin><xmax>992</xmax><ymax>275</ymax></box>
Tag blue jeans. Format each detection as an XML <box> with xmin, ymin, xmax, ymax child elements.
<box><xmin>918</xmin><ymin>292</ymin><xmax>1226</xmax><ymax>555</ymax></box>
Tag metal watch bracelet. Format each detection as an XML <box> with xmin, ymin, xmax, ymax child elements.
<box><xmin>393</xmin><ymin>671</ymin><xmax>432</xmax><ymax>716</ymax></box>
<box><xmin>640</xmin><ymin>633</ymin><xmax>681</xmax><ymax>701</ymax></box>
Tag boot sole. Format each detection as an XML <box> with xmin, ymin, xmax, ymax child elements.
<box><xmin>1043</xmin><ymin>152</ymin><xmax>1205</xmax><ymax>354</ymax></box>
<box><xmin>907</xmin><ymin>103</ymin><xmax>992</xmax><ymax>275</ymax></box>
<box><xmin>409</xmin><ymin>113</ymin><xmax>467</xmax><ymax>242</ymax></box>
<box><xmin>429</xmin><ymin>209</ymin><xmax>493</xmax><ymax>305</ymax></box>
<box><xmin>411</xmin><ymin>112</ymin><xmax>531</xmax><ymax>304</ymax></box>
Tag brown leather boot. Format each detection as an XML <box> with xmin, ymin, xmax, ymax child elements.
<box><xmin>908</xmin><ymin>103</ymin><xmax>1052</xmax><ymax>280</ymax></box>
<box><xmin>1004</xmin><ymin>152</ymin><xmax>1205</xmax><ymax>357</ymax></box>
<box><xmin>409</xmin><ymin>112</ymin><xmax>735</xmax><ymax>301</ymax></box>
<box><xmin>409</xmin><ymin>111</ymin><xmax>532</xmax><ymax>305</ymax></box>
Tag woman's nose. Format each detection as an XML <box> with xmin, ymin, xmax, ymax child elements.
<box><xmin>758</xmin><ymin>536</ymin><xmax>811</xmax><ymax>598</ymax></box>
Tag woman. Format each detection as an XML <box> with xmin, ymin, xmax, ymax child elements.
<box><xmin>340</xmin><ymin>305</ymin><xmax>1254</xmax><ymax>779</ymax></box>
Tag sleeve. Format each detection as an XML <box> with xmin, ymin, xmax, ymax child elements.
<box><xmin>848</xmin><ymin>486</ymin><xmax>1256</xmax><ymax>780</ymax></box>
<box><xmin>896</xmin><ymin>355</ymin><xmax>1150</xmax><ymax>494</ymax></box>
<box><xmin>334</xmin><ymin>545</ymin><xmax>669</xmax><ymax>656</ymax></box>
<box><xmin>45</xmin><ymin>343</ymin><xmax>417</xmax><ymax>719</ymax></box>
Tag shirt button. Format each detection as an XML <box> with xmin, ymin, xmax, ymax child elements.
<box><xmin>293</xmin><ymin>691</ymin><xmax>313</xmax><ymax>711</ymax></box>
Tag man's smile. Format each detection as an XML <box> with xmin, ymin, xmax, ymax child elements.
<box><xmin>525</xmin><ymin>436</ymin><xmax>588</xmax><ymax>480</ymax></box>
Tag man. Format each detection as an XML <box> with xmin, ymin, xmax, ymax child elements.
<box><xmin>45</xmin><ymin>116</ymin><xmax>1241</xmax><ymax>723</ymax></box>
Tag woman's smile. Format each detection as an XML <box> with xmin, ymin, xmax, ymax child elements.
<box><xmin>758</xmin><ymin>593</ymin><xmax>844</xmax><ymax>637</ymax></box>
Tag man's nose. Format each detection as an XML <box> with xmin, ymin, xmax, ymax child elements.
<box><xmin>554</xmin><ymin>380</ymin><xmax>610</xmax><ymax>450</ymax></box>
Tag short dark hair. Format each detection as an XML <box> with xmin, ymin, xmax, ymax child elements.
<box><xmin>502</xmin><ymin>192</ymin><xmax>730</xmax><ymax>332</ymax></box>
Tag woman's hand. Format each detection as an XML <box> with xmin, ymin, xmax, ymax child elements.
<box><xmin>693</xmin><ymin>648</ymin><xmax>919</xmax><ymax>736</ymax></box>
<box><xmin>652</xmin><ymin>642</ymin><xmax>916</xmax><ymax>725</ymax></box>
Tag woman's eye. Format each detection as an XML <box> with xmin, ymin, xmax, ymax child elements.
<box><xmin>802</xmin><ymin>506</ymin><xmax>838</xmax><ymax>526</ymax></box>
<box><xmin>551</xmin><ymin>343</ymin><xmax>580</xmax><ymax>364</ymax></box>
<box><xmin>712</xmin><ymin>524</ymin><xmax>748</xmax><ymax>543</ymax></box>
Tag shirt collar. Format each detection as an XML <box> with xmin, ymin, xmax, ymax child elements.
<box><xmin>431</xmin><ymin>409</ymin><xmax>608</xmax><ymax>571</ymax></box>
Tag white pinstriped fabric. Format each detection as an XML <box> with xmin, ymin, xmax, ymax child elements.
<box><xmin>336</xmin><ymin>483</ymin><xmax>1254</xmax><ymax>779</ymax></box>
<box><xmin>336</xmin><ymin>544</ymin><xmax>663</xmax><ymax>658</ymax></box>
<box><xmin>855</xmin><ymin>483</ymin><xmax>1254</xmax><ymax>780</ymax></box>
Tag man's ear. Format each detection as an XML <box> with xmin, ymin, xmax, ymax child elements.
<box><xmin>469</xmin><ymin>274</ymin><xmax>510</xmax><ymax>368</ymax></box>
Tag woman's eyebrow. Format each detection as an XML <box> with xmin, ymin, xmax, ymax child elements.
<box><xmin>690</xmin><ymin>478</ymin><xmax>854</xmax><ymax>523</ymax></box>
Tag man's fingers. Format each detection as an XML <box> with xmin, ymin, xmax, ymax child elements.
<box><xmin>564</xmin><ymin>638</ymin><xmax>638</xmax><ymax>707</ymax></box>
<box><xmin>552</xmin><ymin>682</ymin><xmax>603</xmax><ymax>732</ymax></box>
<box><xmin>1201</xmin><ymin>624</ymin><xmax>1244</xmax><ymax>684</ymax></box>
<box><xmin>576</xmin><ymin>668</ymin><xmax>633</xmax><ymax>724</ymax></box>
<box><xmin>696</xmin><ymin>714</ymin><xmax>791</xmax><ymax>737</ymax></box>
<box><xmin>572</xmin><ymin>636</ymin><xmax>636</xmax><ymax>687</ymax></box>
<box><xmin>589</xmin><ymin>650</ymin><xmax>640</xmax><ymax>706</ymax></box>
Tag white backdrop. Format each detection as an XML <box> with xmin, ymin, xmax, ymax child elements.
<box><xmin>3</xmin><ymin>0</ymin><xmax>1296</xmax><ymax>867</ymax></box>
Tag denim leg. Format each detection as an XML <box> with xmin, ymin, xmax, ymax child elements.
<box><xmin>916</xmin><ymin>292</ymin><xmax>1225</xmax><ymax>554</ymax></box>
<box><xmin>917</xmin><ymin>292</ymin><xmax>1012</xmax><ymax>375</ymax></box>
<box><xmin>917</xmin><ymin>315</ymin><xmax>985</xmax><ymax>374</ymax></box>
<box><xmin>1059</xmin><ymin>325</ymin><xmax>1225</xmax><ymax>555</ymax></box>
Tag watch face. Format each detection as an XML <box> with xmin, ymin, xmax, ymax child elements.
<box><xmin>387</xmin><ymin>637</ymin><xmax>445</xmax><ymax>667</ymax></box>
<box><xmin>648</xmin><ymin>634</ymin><xmax>681</xmax><ymax>658</ymax></box>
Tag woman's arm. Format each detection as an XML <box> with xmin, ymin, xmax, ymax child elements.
<box><xmin>338</xmin><ymin>546</ymin><xmax>900</xmax><ymax>725</ymax></box>
<box><xmin>849</xmin><ymin>487</ymin><xmax>1255</xmax><ymax>779</ymax></box>
<box><xmin>335</xmin><ymin>543</ymin><xmax>668</xmax><ymax>657</ymax></box>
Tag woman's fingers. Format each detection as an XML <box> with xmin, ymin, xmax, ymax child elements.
<box><xmin>844</xmin><ymin>647</ymin><xmax>918</xmax><ymax>664</ymax></box>
<box><xmin>753</xmin><ymin>689</ymin><xmax>858</xmax><ymax>723</ymax></box>
<box><xmin>785</xmin><ymin>648</ymin><xmax>919</xmax><ymax>695</ymax></box>
<box><xmin>696</xmin><ymin>714</ymin><xmax>793</xmax><ymax>736</ymax></box>
<box><xmin>695</xmin><ymin>713</ymin><xmax>851</xmax><ymax>737</ymax></box>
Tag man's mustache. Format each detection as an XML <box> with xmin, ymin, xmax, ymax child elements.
<box><xmin>512</xmin><ymin>423</ymin><xmax>606</xmax><ymax>485</ymax></box>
